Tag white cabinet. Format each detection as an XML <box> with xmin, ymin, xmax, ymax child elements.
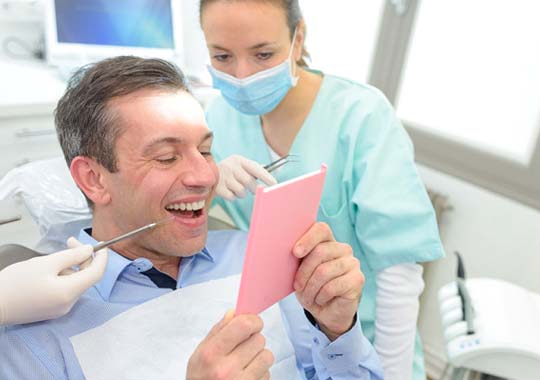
<box><xmin>0</xmin><ymin>112</ymin><xmax>63</xmax><ymax>248</ymax></box>
<box><xmin>0</xmin><ymin>60</ymin><xmax>65</xmax><ymax>248</ymax></box>
<box><xmin>0</xmin><ymin>115</ymin><xmax>61</xmax><ymax>176</ymax></box>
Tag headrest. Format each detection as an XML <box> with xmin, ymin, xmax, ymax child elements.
<box><xmin>0</xmin><ymin>157</ymin><xmax>92</xmax><ymax>253</ymax></box>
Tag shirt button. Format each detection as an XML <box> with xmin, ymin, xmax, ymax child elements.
<box><xmin>134</xmin><ymin>258</ymin><xmax>152</xmax><ymax>271</ymax></box>
<box><xmin>328</xmin><ymin>354</ymin><xmax>336</xmax><ymax>360</ymax></box>
<box><xmin>313</xmin><ymin>337</ymin><xmax>319</xmax><ymax>345</ymax></box>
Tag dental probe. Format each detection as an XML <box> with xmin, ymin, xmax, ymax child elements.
<box><xmin>93</xmin><ymin>216</ymin><xmax>174</xmax><ymax>252</ymax></box>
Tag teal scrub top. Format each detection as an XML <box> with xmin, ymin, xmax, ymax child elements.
<box><xmin>206</xmin><ymin>73</ymin><xmax>445</xmax><ymax>322</ymax></box>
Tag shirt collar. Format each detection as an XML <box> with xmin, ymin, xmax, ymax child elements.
<box><xmin>198</xmin><ymin>246</ymin><xmax>214</xmax><ymax>263</ymax></box>
<box><xmin>78</xmin><ymin>228</ymin><xmax>215</xmax><ymax>300</ymax></box>
<box><xmin>78</xmin><ymin>229</ymin><xmax>132</xmax><ymax>301</ymax></box>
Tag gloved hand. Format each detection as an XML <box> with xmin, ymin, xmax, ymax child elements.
<box><xmin>0</xmin><ymin>237</ymin><xmax>108</xmax><ymax>325</ymax></box>
<box><xmin>217</xmin><ymin>155</ymin><xmax>277</xmax><ymax>201</ymax></box>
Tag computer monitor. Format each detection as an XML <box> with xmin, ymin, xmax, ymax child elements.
<box><xmin>44</xmin><ymin>0</ymin><xmax>182</xmax><ymax>67</ymax></box>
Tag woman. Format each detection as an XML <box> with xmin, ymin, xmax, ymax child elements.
<box><xmin>201</xmin><ymin>1</ymin><xmax>445</xmax><ymax>379</ymax></box>
<box><xmin>0</xmin><ymin>238</ymin><xmax>107</xmax><ymax>325</ymax></box>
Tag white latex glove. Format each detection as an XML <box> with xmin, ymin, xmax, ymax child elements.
<box><xmin>0</xmin><ymin>237</ymin><xmax>108</xmax><ymax>325</ymax></box>
<box><xmin>217</xmin><ymin>155</ymin><xmax>277</xmax><ymax>201</ymax></box>
<box><xmin>375</xmin><ymin>263</ymin><xmax>424</xmax><ymax>380</ymax></box>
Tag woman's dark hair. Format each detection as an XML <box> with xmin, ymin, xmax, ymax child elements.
<box><xmin>199</xmin><ymin>0</ymin><xmax>310</xmax><ymax>67</ymax></box>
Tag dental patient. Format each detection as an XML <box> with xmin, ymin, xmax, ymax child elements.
<box><xmin>0</xmin><ymin>56</ymin><xmax>382</xmax><ymax>380</ymax></box>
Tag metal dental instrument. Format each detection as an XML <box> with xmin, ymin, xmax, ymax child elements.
<box><xmin>93</xmin><ymin>216</ymin><xmax>174</xmax><ymax>252</ymax></box>
<box><xmin>0</xmin><ymin>217</ymin><xmax>175</xmax><ymax>265</ymax></box>
<box><xmin>263</xmin><ymin>154</ymin><xmax>298</xmax><ymax>173</ymax></box>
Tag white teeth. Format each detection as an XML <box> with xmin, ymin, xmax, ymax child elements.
<box><xmin>166</xmin><ymin>200</ymin><xmax>206</xmax><ymax>211</ymax></box>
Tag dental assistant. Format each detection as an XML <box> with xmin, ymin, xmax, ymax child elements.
<box><xmin>201</xmin><ymin>1</ymin><xmax>445</xmax><ymax>379</ymax></box>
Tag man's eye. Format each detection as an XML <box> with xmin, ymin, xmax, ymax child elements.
<box><xmin>155</xmin><ymin>156</ymin><xmax>177</xmax><ymax>164</ymax></box>
<box><xmin>200</xmin><ymin>151</ymin><xmax>213</xmax><ymax>157</ymax></box>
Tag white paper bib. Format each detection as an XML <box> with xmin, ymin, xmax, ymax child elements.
<box><xmin>70</xmin><ymin>275</ymin><xmax>299</xmax><ymax>379</ymax></box>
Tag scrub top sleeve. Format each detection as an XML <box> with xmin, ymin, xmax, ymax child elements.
<box><xmin>351</xmin><ymin>106</ymin><xmax>445</xmax><ymax>273</ymax></box>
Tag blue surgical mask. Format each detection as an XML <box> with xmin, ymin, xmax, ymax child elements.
<box><xmin>207</xmin><ymin>28</ymin><xmax>299</xmax><ymax>115</ymax></box>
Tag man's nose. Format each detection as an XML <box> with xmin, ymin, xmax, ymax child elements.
<box><xmin>181</xmin><ymin>154</ymin><xmax>217</xmax><ymax>189</ymax></box>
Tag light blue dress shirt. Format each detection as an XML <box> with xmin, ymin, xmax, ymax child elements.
<box><xmin>0</xmin><ymin>229</ymin><xmax>383</xmax><ymax>380</ymax></box>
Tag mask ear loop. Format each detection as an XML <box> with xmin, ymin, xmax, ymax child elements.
<box><xmin>288</xmin><ymin>26</ymin><xmax>299</xmax><ymax>86</ymax></box>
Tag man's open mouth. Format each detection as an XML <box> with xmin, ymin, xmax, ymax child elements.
<box><xmin>165</xmin><ymin>200</ymin><xmax>205</xmax><ymax>218</ymax></box>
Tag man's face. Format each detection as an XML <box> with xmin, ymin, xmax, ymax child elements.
<box><xmin>101</xmin><ymin>89</ymin><xmax>219</xmax><ymax>257</ymax></box>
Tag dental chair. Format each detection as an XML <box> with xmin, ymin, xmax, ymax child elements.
<box><xmin>0</xmin><ymin>156</ymin><xmax>236</xmax><ymax>270</ymax></box>
<box><xmin>438</xmin><ymin>254</ymin><xmax>540</xmax><ymax>380</ymax></box>
<box><xmin>0</xmin><ymin>244</ymin><xmax>41</xmax><ymax>271</ymax></box>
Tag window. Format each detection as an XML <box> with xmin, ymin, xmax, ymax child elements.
<box><xmin>307</xmin><ymin>0</ymin><xmax>540</xmax><ymax>208</ymax></box>
<box><xmin>182</xmin><ymin>0</ymin><xmax>540</xmax><ymax>208</ymax></box>
<box><xmin>302</xmin><ymin>0</ymin><xmax>385</xmax><ymax>83</ymax></box>
<box><xmin>396</xmin><ymin>0</ymin><xmax>540</xmax><ymax>165</ymax></box>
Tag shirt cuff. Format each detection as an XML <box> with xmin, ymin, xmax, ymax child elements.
<box><xmin>304</xmin><ymin>310</ymin><xmax>383</xmax><ymax>378</ymax></box>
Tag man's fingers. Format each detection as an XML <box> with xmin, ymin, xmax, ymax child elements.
<box><xmin>207</xmin><ymin>309</ymin><xmax>235</xmax><ymax>339</ymax></box>
<box><xmin>209</xmin><ymin>314</ymin><xmax>264</xmax><ymax>356</ymax></box>
<box><xmin>314</xmin><ymin>270</ymin><xmax>363</xmax><ymax>306</ymax></box>
<box><xmin>242</xmin><ymin>349</ymin><xmax>274</xmax><ymax>380</ymax></box>
<box><xmin>229</xmin><ymin>333</ymin><xmax>266</xmax><ymax>369</ymax></box>
<box><xmin>299</xmin><ymin>256</ymin><xmax>353</xmax><ymax>305</ymax></box>
<box><xmin>294</xmin><ymin>241</ymin><xmax>345</xmax><ymax>292</ymax></box>
<box><xmin>293</xmin><ymin>222</ymin><xmax>334</xmax><ymax>259</ymax></box>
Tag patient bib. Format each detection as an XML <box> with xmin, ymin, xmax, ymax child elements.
<box><xmin>70</xmin><ymin>275</ymin><xmax>298</xmax><ymax>379</ymax></box>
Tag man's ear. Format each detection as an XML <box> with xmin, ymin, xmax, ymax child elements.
<box><xmin>70</xmin><ymin>156</ymin><xmax>112</xmax><ymax>206</ymax></box>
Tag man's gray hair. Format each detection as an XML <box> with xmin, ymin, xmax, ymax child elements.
<box><xmin>55</xmin><ymin>56</ymin><xmax>190</xmax><ymax>173</ymax></box>
<box><xmin>54</xmin><ymin>56</ymin><xmax>190</xmax><ymax>205</ymax></box>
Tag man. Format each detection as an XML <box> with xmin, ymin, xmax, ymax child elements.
<box><xmin>0</xmin><ymin>56</ymin><xmax>382</xmax><ymax>379</ymax></box>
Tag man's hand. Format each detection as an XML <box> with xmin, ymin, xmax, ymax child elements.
<box><xmin>293</xmin><ymin>222</ymin><xmax>364</xmax><ymax>341</ymax></box>
<box><xmin>186</xmin><ymin>311</ymin><xmax>274</xmax><ymax>380</ymax></box>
